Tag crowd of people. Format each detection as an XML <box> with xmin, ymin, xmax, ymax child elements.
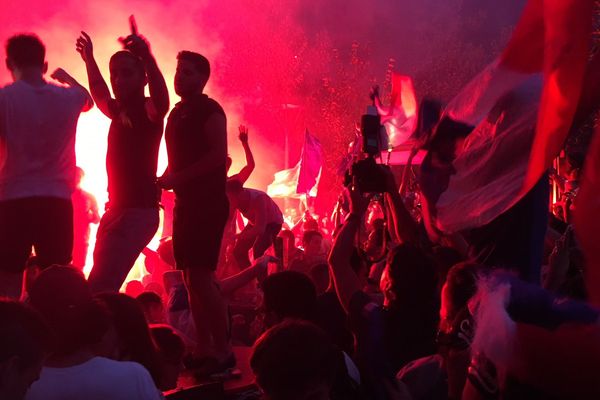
<box><xmin>1</xmin><ymin>6</ymin><xmax>600</xmax><ymax>400</ymax></box>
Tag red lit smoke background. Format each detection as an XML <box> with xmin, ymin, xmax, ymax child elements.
<box><xmin>1</xmin><ymin>0</ymin><xmax>525</xmax><ymax>213</ymax></box>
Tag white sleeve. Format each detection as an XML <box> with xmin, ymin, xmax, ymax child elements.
<box><xmin>67</xmin><ymin>86</ymin><xmax>89</xmax><ymax>112</ymax></box>
<box><xmin>132</xmin><ymin>364</ymin><xmax>164</xmax><ymax>400</ymax></box>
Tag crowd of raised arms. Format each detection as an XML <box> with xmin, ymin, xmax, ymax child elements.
<box><xmin>1</xmin><ymin>6</ymin><xmax>600</xmax><ymax>400</ymax></box>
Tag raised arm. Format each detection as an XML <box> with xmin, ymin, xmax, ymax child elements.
<box><xmin>228</xmin><ymin>125</ymin><xmax>255</xmax><ymax>184</ymax></box>
<box><xmin>328</xmin><ymin>186</ymin><xmax>368</xmax><ymax>312</ymax></box>
<box><xmin>121</xmin><ymin>34</ymin><xmax>169</xmax><ymax>121</ymax></box>
<box><xmin>370</xmin><ymin>85</ymin><xmax>387</xmax><ymax>116</ymax></box>
<box><xmin>220</xmin><ymin>255</ymin><xmax>276</xmax><ymax>297</ymax></box>
<box><xmin>76</xmin><ymin>31</ymin><xmax>114</xmax><ymax>117</ymax></box>
<box><xmin>50</xmin><ymin>68</ymin><xmax>94</xmax><ymax>112</ymax></box>
<box><xmin>381</xmin><ymin>166</ymin><xmax>419</xmax><ymax>245</ymax></box>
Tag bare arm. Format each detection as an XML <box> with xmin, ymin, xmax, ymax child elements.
<box><xmin>398</xmin><ymin>147</ymin><xmax>418</xmax><ymax>196</ymax></box>
<box><xmin>50</xmin><ymin>68</ymin><xmax>94</xmax><ymax>112</ymax></box>
<box><xmin>220</xmin><ymin>255</ymin><xmax>276</xmax><ymax>297</ymax></box>
<box><xmin>328</xmin><ymin>187</ymin><xmax>369</xmax><ymax>313</ymax></box>
<box><xmin>370</xmin><ymin>85</ymin><xmax>387</xmax><ymax>115</ymax></box>
<box><xmin>382</xmin><ymin>167</ymin><xmax>419</xmax><ymax>245</ymax></box>
<box><xmin>229</xmin><ymin>125</ymin><xmax>255</xmax><ymax>184</ymax></box>
<box><xmin>76</xmin><ymin>32</ymin><xmax>114</xmax><ymax>117</ymax></box>
<box><xmin>121</xmin><ymin>34</ymin><xmax>169</xmax><ymax>121</ymax></box>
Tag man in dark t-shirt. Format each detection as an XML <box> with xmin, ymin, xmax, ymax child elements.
<box><xmin>76</xmin><ymin>31</ymin><xmax>169</xmax><ymax>293</ymax></box>
<box><xmin>158</xmin><ymin>51</ymin><xmax>232</xmax><ymax>373</ymax></box>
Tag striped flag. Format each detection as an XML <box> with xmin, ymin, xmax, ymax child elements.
<box><xmin>267</xmin><ymin>129</ymin><xmax>323</xmax><ymax>198</ymax></box>
<box><xmin>427</xmin><ymin>0</ymin><xmax>594</xmax><ymax>233</ymax></box>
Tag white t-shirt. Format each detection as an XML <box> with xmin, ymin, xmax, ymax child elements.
<box><xmin>25</xmin><ymin>357</ymin><xmax>163</xmax><ymax>400</ymax></box>
<box><xmin>0</xmin><ymin>80</ymin><xmax>88</xmax><ymax>201</ymax></box>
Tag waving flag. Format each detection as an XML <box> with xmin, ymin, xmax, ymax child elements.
<box><xmin>510</xmin><ymin>0</ymin><xmax>593</xmax><ymax>194</ymax></box>
<box><xmin>267</xmin><ymin>129</ymin><xmax>323</xmax><ymax>198</ymax></box>
<box><xmin>267</xmin><ymin>165</ymin><xmax>301</xmax><ymax>198</ymax></box>
<box><xmin>297</xmin><ymin>130</ymin><xmax>323</xmax><ymax>195</ymax></box>
<box><xmin>434</xmin><ymin>76</ymin><xmax>542</xmax><ymax>233</ymax></box>
<box><xmin>376</xmin><ymin>73</ymin><xmax>418</xmax><ymax>147</ymax></box>
<box><xmin>425</xmin><ymin>0</ymin><xmax>594</xmax><ymax>234</ymax></box>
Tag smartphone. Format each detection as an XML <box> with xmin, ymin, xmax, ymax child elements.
<box><xmin>129</xmin><ymin>15</ymin><xmax>138</xmax><ymax>35</ymax></box>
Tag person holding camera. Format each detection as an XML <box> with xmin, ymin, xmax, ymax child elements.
<box><xmin>329</xmin><ymin>170</ymin><xmax>438</xmax><ymax>397</ymax></box>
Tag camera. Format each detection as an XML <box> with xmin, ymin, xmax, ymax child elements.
<box><xmin>346</xmin><ymin>157</ymin><xmax>389</xmax><ymax>193</ymax></box>
<box><xmin>361</xmin><ymin>110</ymin><xmax>382</xmax><ymax>156</ymax></box>
<box><xmin>343</xmin><ymin>106</ymin><xmax>390</xmax><ymax>193</ymax></box>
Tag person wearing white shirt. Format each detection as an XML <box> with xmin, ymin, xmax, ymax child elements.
<box><xmin>0</xmin><ymin>34</ymin><xmax>92</xmax><ymax>299</ymax></box>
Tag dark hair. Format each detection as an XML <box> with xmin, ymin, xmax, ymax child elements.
<box><xmin>6</xmin><ymin>34</ymin><xmax>45</xmax><ymax>69</ymax></box>
<box><xmin>150</xmin><ymin>325</ymin><xmax>185</xmax><ymax>364</ymax></box>
<box><xmin>109</xmin><ymin>50</ymin><xmax>145</xmax><ymax>75</ymax></box>
<box><xmin>349</xmin><ymin>247</ymin><xmax>367</xmax><ymax>275</ymax></box>
<box><xmin>95</xmin><ymin>293</ymin><xmax>161</xmax><ymax>385</ymax></box>
<box><xmin>423</xmin><ymin>116</ymin><xmax>474</xmax><ymax>162</ymax></box>
<box><xmin>250</xmin><ymin>320</ymin><xmax>339</xmax><ymax>400</ymax></box>
<box><xmin>443</xmin><ymin>262</ymin><xmax>483</xmax><ymax>322</ymax></box>
<box><xmin>136</xmin><ymin>291</ymin><xmax>163</xmax><ymax>308</ymax></box>
<box><xmin>261</xmin><ymin>271</ymin><xmax>317</xmax><ymax>325</ymax></box>
<box><xmin>28</xmin><ymin>266</ymin><xmax>110</xmax><ymax>356</ymax></box>
<box><xmin>0</xmin><ymin>300</ymin><xmax>49</xmax><ymax>370</ymax></box>
<box><xmin>279</xmin><ymin>229</ymin><xmax>296</xmax><ymax>243</ymax></box>
<box><xmin>225</xmin><ymin>179</ymin><xmax>244</xmax><ymax>194</ymax></box>
<box><xmin>301</xmin><ymin>230</ymin><xmax>322</xmax><ymax>246</ymax></box>
<box><xmin>387</xmin><ymin>244</ymin><xmax>438</xmax><ymax>310</ymax></box>
<box><xmin>177</xmin><ymin>51</ymin><xmax>210</xmax><ymax>77</ymax></box>
<box><xmin>432</xmin><ymin>246</ymin><xmax>464</xmax><ymax>294</ymax></box>
<box><xmin>303</xmin><ymin>218</ymin><xmax>319</xmax><ymax>232</ymax></box>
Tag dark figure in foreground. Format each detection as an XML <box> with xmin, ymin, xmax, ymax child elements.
<box><xmin>0</xmin><ymin>34</ymin><xmax>92</xmax><ymax>298</ymax></box>
<box><xmin>158</xmin><ymin>51</ymin><xmax>232</xmax><ymax>373</ymax></box>
<box><xmin>0</xmin><ymin>300</ymin><xmax>49</xmax><ymax>400</ymax></box>
<box><xmin>76</xmin><ymin>30</ymin><xmax>169</xmax><ymax>293</ymax></box>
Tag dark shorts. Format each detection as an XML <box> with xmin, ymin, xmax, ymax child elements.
<box><xmin>0</xmin><ymin>196</ymin><xmax>73</xmax><ymax>273</ymax></box>
<box><xmin>173</xmin><ymin>196</ymin><xmax>229</xmax><ymax>270</ymax></box>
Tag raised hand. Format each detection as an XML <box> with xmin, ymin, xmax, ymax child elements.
<box><xmin>349</xmin><ymin>186</ymin><xmax>370</xmax><ymax>217</ymax></box>
<box><xmin>369</xmin><ymin>85</ymin><xmax>380</xmax><ymax>101</ymax></box>
<box><xmin>119</xmin><ymin>34</ymin><xmax>152</xmax><ymax>60</ymax></box>
<box><xmin>76</xmin><ymin>31</ymin><xmax>94</xmax><ymax>63</ymax></box>
<box><xmin>238</xmin><ymin>125</ymin><xmax>249</xmax><ymax>143</ymax></box>
<box><xmin>50</xmin><ymin>68</ymin><xmax>74</xmax><ymax>85</ymax></box>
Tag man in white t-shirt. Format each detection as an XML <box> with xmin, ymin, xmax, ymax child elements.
<box><xmin>25</xmin><ymin>357</ymin><xmax>163</xmax><ymax>400</ymax></box>
<box><xmin>25</xmin><ymin>266</ymin><xmax>163</xmax><ymax>400</ymax></box>
<box><xmin>226</xmin><ymin>180</ymin><xmax>283</xmax><ymax>270</ymax></box>
<box><xmin>0</xmin><ymin>34</ymin><xmax>93</xmax><ymax>298</ymax></box>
